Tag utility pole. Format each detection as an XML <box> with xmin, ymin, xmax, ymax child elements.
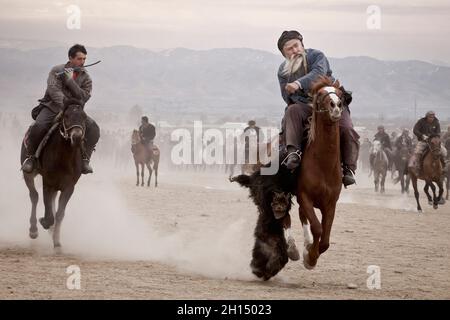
<box><xmin>414</xmin><ymin>97</ymin><xmax>417</xmax><ymax>120</ymax></box>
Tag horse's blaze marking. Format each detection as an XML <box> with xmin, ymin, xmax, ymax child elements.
<box><xmin>323</xmin><ymin>86</ymin><xmax>340</xmax><ymax>104</ymax></box>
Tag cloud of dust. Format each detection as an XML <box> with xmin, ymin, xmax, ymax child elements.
<box><xmin>0</xmin><ymin>121</ymin><xmax>255</xmax><ymax>281</ymax></box>
<box><xmin>339</xmin><ymin>170</ymin><xmax>422</xmax><ymax>212</ymax></box>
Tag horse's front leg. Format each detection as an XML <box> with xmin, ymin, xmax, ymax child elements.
<box><xmin>298</xmin><ymin>205</ymin><xmax>313</xmax><ymax>247</ymax></box>
<box><xmin>410</xmin><ymin>174</ymin><xmax>422</xmax><ymax>212</ymax></box>
<box><xmin>140</xmin><ymin>163</ymin><xmax>145</xmax><ymax>187</ymax></box>
<box><xmin>282</xmin><ymin>214</ymin><xmax>299</xmax><ymax>261</ymax></box>
<box><xmin>446</xmin><ymin>175</ymin><xmax>449</xmax><ymax>200</ymax></box>
<box><xmin>135</xmin><ymin>161</ymin><xmax>139</xmax><ymax>186</ymax></box>
<box><xmin>400</xmin><ymin>173</ymin><xmax>405</xmax><ymax>193</ymax></box>
<box><xmin>374</xmin><ymin>173</ymin><xmax>379</xmax><ymax>192</ymax></box>
<box><xmin>146</xmin><ymin>162</ymin><xmax>153</xmax><ymax>187</ymax></box>
<box><xmin>53</xmin><ymin>185</ymin><xmax>75</xmax><ymax>251</ymax></box>
<box><xmin>429</xmin><ymin>182</ymin><xmax>439</xmax><ymax>209</ymax></box>
<box><xmin>437</xmin><ymin>178</ymin><xmax>445</xmax><ymax>205</ymax></box>
<box><xmin>154</xmin><ymin>161</ymin><xmax>159</xmax><ymax>187</ymax></box>
<box><xmin>319</xmin><ymin>202</ymin><xmax>337</xmax><ymax>255</ymax></box>
<box><xmin>24</xmin><ymin>174</ymin><xmax>39</xmax><ymax>239</ymax></box>
<box><xmin>298</xmin><ymin>195</ymin><xmax>321</xmax><ymax>270</ymax></box>
<box><xmin>424</xmin><ymin>182</ymin><xmax>433</xmax><ymax>205</ymax></box>
<box><xmin>380</xmin><ymin>171</ymin><xmax>386</xmax><ymax>193</ymax></box>
<box><xmin>39</xmin><ymin>184</ymin><xmax>56</xmax><ymax>230</ymax></box>
<box><xmin>405</xmin><ymin>173</ymin><xmax>411</xmax><ymax>193</ymax></box>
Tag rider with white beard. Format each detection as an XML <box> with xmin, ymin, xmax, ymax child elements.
<box><xmin>277</xmin><ymin>30</ymin><xmax>360</xmax><ymax>187</ymax></box>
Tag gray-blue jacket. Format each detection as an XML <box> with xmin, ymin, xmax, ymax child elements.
<box><xmin>277</xmin><ymin>48</ymin><xmax>334</xmax><ymax>105</ymax></box>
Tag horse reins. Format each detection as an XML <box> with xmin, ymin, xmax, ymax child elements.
<box><xmin>315</xmin><ymin>91</ymin><xmax>341</xmax><ymax>113</ymax></box>
<box><xmin>60</xmin><ymin>118</ymin><xmax>85</xmax><ymax>140</ymax></box>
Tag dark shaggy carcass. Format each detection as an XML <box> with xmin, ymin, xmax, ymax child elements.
<box><xmin>230</xmin><ymin>163</ymin><xmax>297</xmax><ymax>280</ymax></box>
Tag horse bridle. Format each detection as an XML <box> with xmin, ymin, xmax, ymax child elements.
<box><xmin>60</xmin><ymin>118</ymin><xmax>85</xmax><ymax>140</ymax></box>
<box><xmin>314</xmin><ymin>91</ymin><xmax>342</xmax><ymax>113</ymax></box>
<box><xmin>426</xmin><ymin>138</ymin><xmax>441</xmax><ymax>158</ymax></box>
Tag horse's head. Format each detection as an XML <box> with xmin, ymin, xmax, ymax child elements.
<box><xmin>311</xmin><ymin>76</ymin><xmax>343</xmax><ymax>123</ymax></box>
<box><xmin>371</xmin><ymin>140</ymin><xmax>382</xmax><ymax>154</ymax></box>
<box><xmin>271</xmin><ymin>190</ymin><xmax>292</xmax><ymax>219</ymax></box>
<box><xmin>61</xmin><ymin>99</ymin><xmax>87</xmax><ymax>147</ymax></box>
<box><xmin>131</xmin><ymin>129</ymin><xmax>140</xmax><ymax>145</ymax></box>
<box><xmin>428</xmin><ymin>135</ymin><xmax>441</xmax><ymax>160</ymax></box>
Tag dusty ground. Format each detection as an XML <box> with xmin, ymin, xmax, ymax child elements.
<box><xmin>0</xmin><ymin>167</ymin><xmax>449</xmax><ymax>300</ymax></box>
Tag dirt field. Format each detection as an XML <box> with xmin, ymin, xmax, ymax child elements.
<box><xmin>1</xmin><ymin>161</ymin><xmax>449</xmax><ymax>300</ymax></box>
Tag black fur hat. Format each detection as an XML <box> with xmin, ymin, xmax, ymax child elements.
<box><xmin>277</xmin><ymin>30</ymin><xmax>303</xmax><ymax>53</ymax></box>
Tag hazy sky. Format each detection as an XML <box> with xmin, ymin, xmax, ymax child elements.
<box><xmin>1</xmin><ymin>0</ymin><xmax>450</xmax><ymax>63</ymax></box>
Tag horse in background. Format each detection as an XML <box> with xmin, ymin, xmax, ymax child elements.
<box><xmin>370</xmin><ymin>140</ymin><xmax>388</xmax><ymax>193</ymax></box>
<box><xmin>392</xmin><ymin>144</ymin><xmax>411</xmax><ymax>193</ymax></box>
<box><xmin>408</xmin><ymin>135</ymin><xmax>444</xmax><ymax>212</ymax></box>
<box><xmin>445</xmin><ymin>139</ymin><xmax>450</xmax><ymax>200</ymax></box>
<box><xmin>131</xmin><ymin>129</ymin><xmax>159</xmax><ymax>187</ymax></box>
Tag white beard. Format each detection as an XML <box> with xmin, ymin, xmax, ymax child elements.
<box><xmin>282</xmin><ymin>54</ymin><xmax>304</xmax><ymax>77</ymax></box>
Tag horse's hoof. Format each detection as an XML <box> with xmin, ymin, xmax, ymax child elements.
<box><xmin>433</xmin><ymin>204</ymin><xmax>438</xmax><ymax>210</ymax></box>
<box><xmin>438</xmin><ymin>198</ymin><xmax>445</xmax><ymax>205</ymax></box>
<box><xmin>287</xmin><ymin>239</ymin><xmax>300</xmax><ymax>261</ymax></box>
<box><xmin>428</xmin><ymin>201</ymin><xmax>433</xmax><ymax>205</ymax></box>
<box><xmin>54</xmin><ymin>245</ymin><xmax>62</xmax><ymax>255</ymax></box>
<box><xmin>29</xmin><ymin>230</ymin><xmax>38</xmax><ymax>239</ymax></box>
<box><xmin>302</xmin><ymin>247</ymin><xmax>316</xmax><ymax>270</ymax></box>
<box><xmin>39</xmin><ymin>217</ymin><xmax>53</xmax><ymax>230</ymax></box>
<box><xmin>417</xmin><ymin>209</ymin><xmax>423</xmax><ymax>214</ymax></box>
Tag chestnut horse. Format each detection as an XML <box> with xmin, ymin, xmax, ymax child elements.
<box><xmin>131</xmin><ymin>129</ymin><xmax>159</xmax><ymax>187</ymax></box>
<box><xmin>296</xmin><ymin>77</ymin><xmax>344</xmax><ymax>270</ymax></box>
<box><xmin>408</xmin><ymin>136</ymin><xmax>444</xmax><ymax>212</ymax></box>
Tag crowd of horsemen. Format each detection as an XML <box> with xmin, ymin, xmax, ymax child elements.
<box><xmin>363</xmin><ymin>113</ymin><xmax>450</xmax><ymax>176</ymax></box>
<box><xmin>19</xmin><ymin>33</ymin><xmax>450</xmax><ymax>185</ymax></box>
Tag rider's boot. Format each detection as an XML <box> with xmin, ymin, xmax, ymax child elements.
<box><xmin>81</xmin><ymin>143</ymin><xmax>95</xmax><ymax>174</ymax></box>
<box><xmin>282</xmin><ymin>145</ymin><xmax>301</xmax><ymax>170</ymax></box>
<box><xmin>342</xmin><ymin>165</ymin><xmax>356</xmax><ymax>187</ymax></box>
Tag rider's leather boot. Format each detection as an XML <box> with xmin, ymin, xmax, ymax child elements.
<box><xmin>282</xmin><ymin>145</ymin><xmax>301</xmax><ymax>170</ymax></box>
<box><xmin>342</xmin><ymin>165</ymin><xmax>356</xmax><ymax>187</ymax></box>
<box><xmin>21</xmin><ymin>156</ymin><xmax>36</xmax><ymax>173</ymax></box>
<box><xmin>81</xmin><ymin>144</ymin><xmax>95</xmax><ymax>174</ymax></box>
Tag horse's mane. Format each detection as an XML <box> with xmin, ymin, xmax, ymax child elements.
<box><xmin>63</xmin><ymin>98</ymin><xmax>84</xmax><ymax>109</ymax></box>
<box><xmin>307</xmin><ymin>76</ymin><xmax>341</xmax><ymax>145</ymax></box>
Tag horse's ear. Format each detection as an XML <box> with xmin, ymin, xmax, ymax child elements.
<box><xmin>310</xmin><ymin>76</ymin><xmax>332</xmax><ymax>95</ymax></box>
<box><xmin>333</xmin><ymin>79</ymin><xmax>340</xmax><ymax>89</ymax></box>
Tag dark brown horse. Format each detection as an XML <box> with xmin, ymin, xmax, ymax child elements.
<box><xmin>409</xmin><ymin>136</ymin><xmax>445</xmax><ymax>212</ymax></box>
<box><xmin>131</xmin><ymin>129</ymin><xmax>159</xmax><ymax>187</ymax></box>
<box><xmin>296</xmin><ymin>77</ymin><xmax>344</xmax><ymax>269</ymax></box>
<box><xmin>20</xmin><ymin>100</ymin><xmax>89</xmax><ymax>250</ymax></box>
<box><xmin>393</xmin><ymin>144</ymin><xmax>411</xmax><ymax>194</ymax></box>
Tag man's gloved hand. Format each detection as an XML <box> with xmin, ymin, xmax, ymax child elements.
<box><xmin>63</xmin><ymin>67</ymin><xmax>74</xmax><ymax>80</ymax></box>
<box><xmin>422</xmin><ymin>134</ymin><xmax>429</xmax><ymax>140</ymax></box>
<box><xmin>285</xmin><ymin>82</ymin><xmax>300</xmax><ymax>94</ymax></box>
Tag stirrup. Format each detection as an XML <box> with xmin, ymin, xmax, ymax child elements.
<box><xmin>281</xmin><ymin>150</ymin><xmax>302</xmax><ymax>166</ymax></box>
<box><xmin>342</xmin><ymin>167</ymin><xmax>356</xmax><ymax>188</ymax></box>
